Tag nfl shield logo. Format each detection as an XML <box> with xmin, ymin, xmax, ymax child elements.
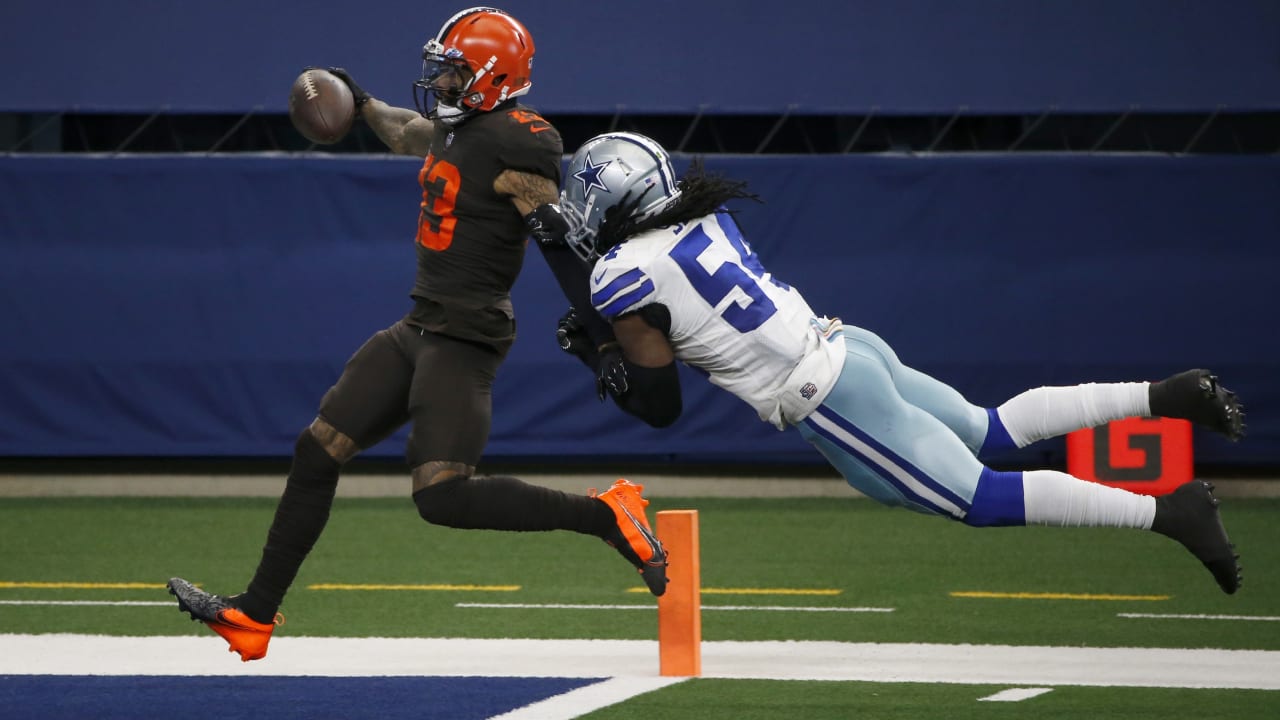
<box><xmin>800</xmin><ymin>383</ymin><xmax>817</xmax><ymax>400</ymax></box>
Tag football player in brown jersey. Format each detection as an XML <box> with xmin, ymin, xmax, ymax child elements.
<box><xmin>166</xmin><ymin>7</ymin><xmax>666</xmax><ymax>662</ymax></box>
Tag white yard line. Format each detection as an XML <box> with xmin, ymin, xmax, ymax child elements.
<box><xmin>456</xmin><ymin>603</ymin><xmax>893</xmax><ymax>613</ymax></box>
<box><xmin>1118</xmin><ymin>613</ymin><xmax>1280</xmax><ymax>622</ymax></box>
<box><xmin>486</xmin><ymin>677</ymin><xmax>687</xmax><ymax>720</ymax></box>
<box><xmin>978</xmin><ymin>688</ymin><xmax>1054</xmax><ymax>702</ymax></box>
<box><xmin>3</xmin><ymin>635</ymin><xmax>1278</xmax><ymax>690</ymax></box>
<box><xmin>457</xmin><ymin>603</ymin><xmax>656</xmax><ymax>611</ymax></box>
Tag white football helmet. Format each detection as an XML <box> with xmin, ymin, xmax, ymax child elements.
<box><xmin>560</xmin><ymin>132</ymin><xmax>682</xmax><ymax>261</ymax></box>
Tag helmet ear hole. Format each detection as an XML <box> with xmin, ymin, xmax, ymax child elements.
<box><xmin>489</xmin><ymin>73</ymin><xmax>507</xmax><ymax>88</ymax></box>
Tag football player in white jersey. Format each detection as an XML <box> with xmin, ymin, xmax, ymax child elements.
<box><xmin>536</xmin><ymin>131</ymin><xmax>1245</xmax><ymax>595</ymax></box>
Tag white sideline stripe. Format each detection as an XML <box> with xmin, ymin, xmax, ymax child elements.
<box><xmin>978</xmin><ymin>688</ymin><xmax>1053</xmax><ymax>702</ymax></box>
<box><xmin>1119</xmin><ymin>613</ymin><xmax>1280</xmax><ymax>622</ymax></box>
<box><xmin>0</xmin><ymin>600</ymin><xmax>171</xmax><ymax>607</ymax></box>
<box><xmin>1</xmin><ymin>635</ymin><xmax>1278</xmax><ymax>690</ymax></box>
<box><xmin>456</xmin><ymin>603</ymin><xmax>894</xmax><ymax>613</ymax></box>
<box><xmin>487</xmin><ymin>677</ymin><xmax>687</xmax><ymax>720</ymax></box>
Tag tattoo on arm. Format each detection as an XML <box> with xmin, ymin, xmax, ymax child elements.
<box><xmin>361</xmin><ymin>100</ymin><xmax>436</xmax><ymax>156</ymax></box>
<box><xmin>494</xmin><ymin>170</ymin><xmax>559</xmax><ymax>216</ymax></box>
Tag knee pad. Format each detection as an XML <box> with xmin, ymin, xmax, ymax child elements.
<box><xmin>963</xmin><ymin>468</ymin><xmax>1027</xmax><ymax>527</ymax></box>
<box><xmin>412</xmin><ymin>476</ymin><xmax>471</xmax><ymax>527</ymax></box>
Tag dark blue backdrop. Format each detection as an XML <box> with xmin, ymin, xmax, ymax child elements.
<box><xmin>1</xmin><ymin>153</ymin><xmax>1276</xmax><ymax>466</ymax></box>
<box><xmin>5</xmin><ymin>0</ymin><xmax>1279</xmax><ymax>114</ymax></box>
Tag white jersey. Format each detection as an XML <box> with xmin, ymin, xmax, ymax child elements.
<box><xmin>589</xmin><ymin>213</ymin><xmax>846</xmax><ymax>429</ymax></box>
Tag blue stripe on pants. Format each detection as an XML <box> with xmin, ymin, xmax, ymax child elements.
<box><xmin>803</xmin><ymin>405</ymin><xmax>971</xmax><ymax>518</ymax></box>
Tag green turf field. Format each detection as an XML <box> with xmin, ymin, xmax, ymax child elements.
<box><xmin>578</xmin><ymin>680</ymin><xmax>1279</xmax><ymax>720</ymax></box>
<box><xmin>2</xmin><ymin>495</ymin><xmax>1277</xmax><ymax>718</ymax></box>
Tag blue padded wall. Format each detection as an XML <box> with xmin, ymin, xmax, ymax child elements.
<box><xmin>1</xmin><ymin>153</ymin><xmax>1277</xmax><ymax>466</ymax></box>
<box><xmin>5</xmin><ymin>0</ymin><xmax>1279</xmax><ymax>114</ymax></box>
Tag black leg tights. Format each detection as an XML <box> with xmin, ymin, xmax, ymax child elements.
<box><xmin>413</xmin><ymin>475</ymin><xmax>615</xmax><ymax>536</ymax></box>
<box><xmin>239</xmin><ymin>429</ymin><xmax>341</xmax><ymax>623</ymax></box>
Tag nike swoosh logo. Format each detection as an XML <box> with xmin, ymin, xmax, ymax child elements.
<box><xmin>529</xmin><ymin>124</ymin><xmax>553</xmax><ymax>134</ymax></box>
<box><xmin>593</xmin><ymin>271</ymin><xmax>606</xmax><ymax>284</ymax></box>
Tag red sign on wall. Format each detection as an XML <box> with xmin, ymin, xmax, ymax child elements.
<box><xmin>1065</xmin><ymin>417</ymin><xmax>1193</xmax><ymax>496</ymax></box>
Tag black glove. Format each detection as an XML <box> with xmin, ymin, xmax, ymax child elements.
<box><xmin>325</xmin><ymin>67</ymin><xmax>371</xmax><ymax>110</ymax></box>
<box><xmin>526</xmin><ymin>203</ymin><xmax>570</xmax><ymax>247</ymax></box>
<box><xmin>555</xmin><ymin>307</ymin><xmax>597</xmax><ymax>369</ymax></box>
<box><xmin>596</xmin><ymin>344</ymin><xmax>630</xmax><ymax>402</ymax></box>
<box><xmin>556</xmin><ymin>307</ymin><xmax>627</xmax><ymax>401</ymax></box>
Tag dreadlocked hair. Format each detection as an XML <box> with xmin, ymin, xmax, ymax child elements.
<box><xmin>594</xmin><ymin>158</ymin><xmax>762</xmax><ymax>254</ymax></box>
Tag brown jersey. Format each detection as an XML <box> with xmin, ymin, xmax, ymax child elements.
<box><xmin>407</xmin><ymin>102</ymin><xmax>562</xmax><ymax>352</ymax></box>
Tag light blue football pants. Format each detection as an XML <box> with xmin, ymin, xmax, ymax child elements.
<box><xmin>797</xmin><ymin>326</ymin><xmax>1018</xmax><ymax>523</ymax></box>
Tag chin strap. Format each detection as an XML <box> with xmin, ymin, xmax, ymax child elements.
<box><xmin>435</xmin><ymin>103</ymin><xmax>474</xmax><ymax>126</ymax></box>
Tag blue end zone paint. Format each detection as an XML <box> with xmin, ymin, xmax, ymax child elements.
<box><xmin>0</xmin><ymin>675</ymin><xmax>602</xmax><ymax>720</ymax></box>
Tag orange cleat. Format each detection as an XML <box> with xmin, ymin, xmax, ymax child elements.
<box><xmin>167</xmin><ymin>577</ymin><xmax>283</xmax><ymax>661</ymax></box>
<box><xmin>592</xmin><ymin>478</ymin><xmax>669</xmax><ymax>596</ymax></box>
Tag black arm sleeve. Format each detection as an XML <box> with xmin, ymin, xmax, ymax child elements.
<box><xmin>609</xmin><ymin>360</ymin><xmax>682</xmax><ymax>428</ymax></box>
<box><xmin>526</xmin><ymin>204</ymin><xmax>615</xmax><ymax>345</ymax></box>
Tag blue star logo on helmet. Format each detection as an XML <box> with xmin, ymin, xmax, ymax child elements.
<box><xmin>573</xmin><ymin>152</ymin><xmax>611</xmax><ymax>196</ymax></box>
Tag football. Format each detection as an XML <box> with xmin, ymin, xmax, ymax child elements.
<box><xmin>288</xmin><ymin>69</ymin><xmax>355</xmax><ymax>145</ymax></box>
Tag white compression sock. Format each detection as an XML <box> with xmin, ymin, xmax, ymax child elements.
<box><xmin>996</xmin><ymin>382</ymin><xmax>1150</xmax><ymax>448</ymax></box>
<box><xmin>1021</xmin><ymin>470</ymin><xmax>1155</xmax><ymax>528</ymax></box>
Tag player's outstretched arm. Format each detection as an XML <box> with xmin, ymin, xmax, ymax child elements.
<box><xmin>506</xmin><ymin>171</ymin><xmax>619</xmax><ymax>349</ymax></box>
<box><xmin>323</xmin><ymin>67</ymin><xmax>434</xmax><ymax>157</ymax></box>
<box><xmin>360</xmin><ymin>100</ymin><xmax>436</xmax><ymax>157</ymax></box>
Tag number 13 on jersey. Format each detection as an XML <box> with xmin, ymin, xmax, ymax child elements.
<box><xmin>417</xmin><ymin>153</ymin><xmax>460</xmax><ymax>250</ymax></box>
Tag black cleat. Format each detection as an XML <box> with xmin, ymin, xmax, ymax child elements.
<box><xmin>1149</xmin><ymin>369</ymin><xmax>1246</xmax><ymax>441</ymax></box>
<box><xmin>1150</xmin><ymin>481</ymin><xmax>1241</xmax><ymax>595</ymax></box>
